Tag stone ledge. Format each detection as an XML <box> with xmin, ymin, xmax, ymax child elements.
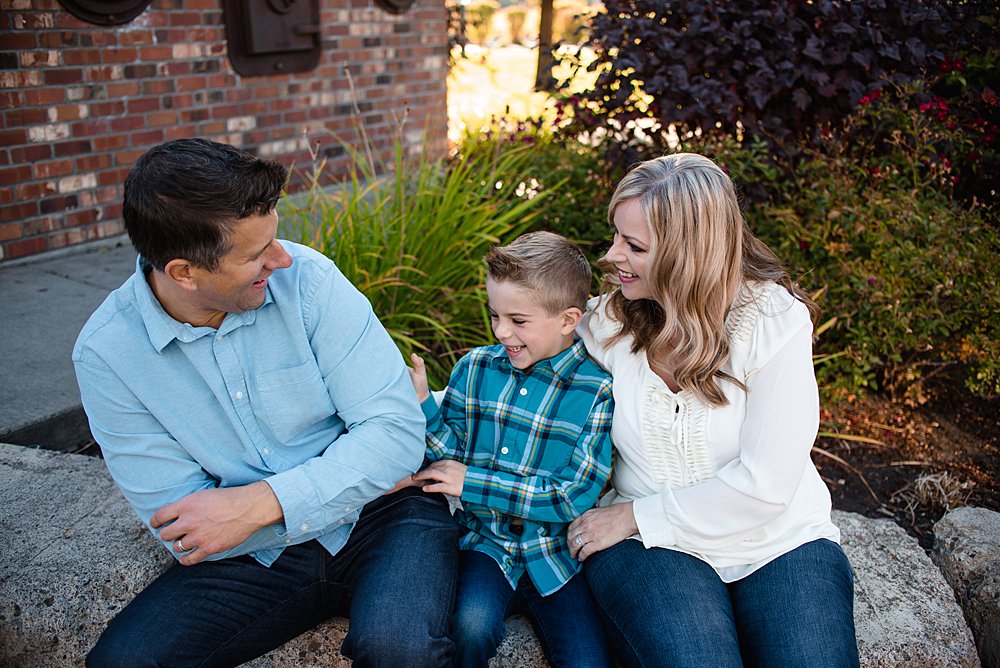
<box><xmin>0</xmin><ymin>444</ymin><xmax>981</xmax><ymax>667</ymax></box>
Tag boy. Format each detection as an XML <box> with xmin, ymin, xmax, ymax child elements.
<box><xmin>403</xmin><ymin>231</ymin><xmax>615</xmax><ymax>668</ymax></box>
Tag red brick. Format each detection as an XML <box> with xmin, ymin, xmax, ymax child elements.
<box><xmin>16</xmin><ymin>181</ymin><xmax>54</xmax><ymax>199</ymax></box>
<box><xmin>23</xmin><ymin>87</ymin><xmax>66</xmax><ymax>105</ymax></box>
<box><xmin>53</xmin><ymin>140</ymin><xmax>92</xmax><ymax>157</ymax></box>
<box><xmin>12</xmin><ymin>144</ymin><xmax>52</xmax><ymax>163</ymax></box>
<box><xmin>169</xmin><ymin>12</ymin><xmax>202</xmax><ymax>26</ymax></box>
<box><xmin>54</xmin><ymin>11</ymin><xmax>91</xmax><ymax>29</ymax></box>
<box><xmin>0</xmin><ymin>92</ymin><xmax>21</xmax><ymax>109</ymax></box>
<box><xmin>103</xmin><ymin>48</ymin><xmax>138</xmax><ymax>64</ymax></box>
<box><xmin>2</xmin><ymin>31</ymin><xmax>35</xmax><ymax>49</ymax></box>
<box><xmin>0</xmin><ymin>128</ymin><xmax>27</xmax><ymax>147</ymax></box>
<box><xmin>0</xmin><ymin>223</ymin><xmax>20</xmax><ymax>242</ymax></box>
<box><xmin>0</xmin><ymin>201</ymin><xmax>40</xmax><ymax>223</ymax></box>
<box><xmin>75</xmin><ymin>154</ymin><xmax>112</xmax><ymax>171</ymax></box>
<box><xmin>157</xmin><ymin>61</ymin><xmax>191</xmax><ymax>77</ymax></box>
<box><xmin>110</xmin><ymin>116</ymin><xmax>145</xmax><ymax>132</ymax></box>
<box><xmin>43</xmin><ymin>68</ymin><xmax>84</xmax><ymax>86</ymax></box>
<box><xmin>62</xmin><ymin>49</ymin><xmax>102</xmax><ymax>66</ymax></box>
<box><xmin>0</xmin><ymin>165</ymin><xmax>32</xmax><ymax>185</ymax></box>
<box><xmin>49</xmin><ymin>104</ymin><xmax>88</xmax><ymax>121</ymax></box>
<box><xmin>176</xmin><ymin>76</ymin><xmax>208</xmax><ymax>92</ymax></box>
<box><xmin>4</xmin><ymin>107</ymin><xmax>47</xmax><ymax>126</ymax></box>
<box><xmin>130</xmin><ymin>129</ymin><xmax>164</xmax><ymax>145</ymax></box>
<box><xmin>92</xmin><ymin>135</ymin><xmax>128</xmax><ymax>151</ymax></box>
<box><xmin>138</xmin><ymin>45</ymin><xmax>173</xmax><ymax>60</ymax></box>
<box><xmin>4</xmin><ymin>235</ymin><xmax>47</xmax><ymax>258</ymax></box>
<box><xmin>66</xmin><ymin>208</ymin><xmax>99</xmax><ymax>227</ymax></box>
<box><xmin>126</xmin><ymin>97</ymin><xmax>161</xmax><ymax>114</ymax></box>
<box><xmin>115</xmin><ymin>149</ymin><xmax>144</xmax><ymax>166</ymax></box>
<box><xmin>89</xmin><ymin>101</ymin><xmax>127</xmax><ymax>116</ymax></box>
<box><xmin>117</xmin><ymin>29</ymin><xmax>154</xmax><ymax>46</ymax></box>
<box><xmin>33</xmin><ymin>160</ymin><xmax>73</xmax><ymax>179</ymax></box>
<box><xmin>23</xmin><ymin>216</ymin><xmax>58</xmax><ymax>235</ymax></box>
<box><xmin>38</xmin><ymin>31</ymin><xmax>77</xmax><ymax>48</ymax></box>
<box><xmin>146</xmin><ymin>111</ymin><xmax>177</xmax><ymax>127</ymax></box>
<box><xmin>106</xmin><ymin>82</ymin><xmax>141</xmax><ymax>98</ymax></box>
<box><xmin>72</xmin><ymin>119</ymin><xmax>109</xmax><ymax>137</ymax></box>
<box><xmin>79</xmin><ymin>31</ymin><xmax>117</xmax><ymax>47</ymax></box>
<box><xmin>142</xmin><ymin>79</ymin><xmax>175</xmax><ymax>95</ymax></box>
<box><xmin>165</xmin><ymin>125</ymin><xmax>197</xmax><ymax>141</ymax></box>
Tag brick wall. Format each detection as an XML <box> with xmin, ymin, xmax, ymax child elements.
<box><xmin>0</xmin><ymin>0</ymin><xmax>450</xmax><ymax>262</ymax></box>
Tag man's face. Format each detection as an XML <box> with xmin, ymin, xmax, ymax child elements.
<box><xmin>190</xmin><ymin>210</ymin><xmax>293</xmax><ymax>317</ymax></box>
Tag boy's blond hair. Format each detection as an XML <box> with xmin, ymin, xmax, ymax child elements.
<box><xmin>484</xmin><ymin>231</ymin><xmax>592</xmax><ymax>315</ymax></box>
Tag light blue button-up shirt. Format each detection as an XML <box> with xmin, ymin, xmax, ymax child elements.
<box><xmin>72</xmin><ymin>241</ymin><xmax>425</xmax><ymax>566</ymax></box>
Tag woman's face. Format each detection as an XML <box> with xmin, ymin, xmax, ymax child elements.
<box><xmin>605</xmin><ymin>198</ymin><xmax>653</xmax><ymax>301</ymax></box>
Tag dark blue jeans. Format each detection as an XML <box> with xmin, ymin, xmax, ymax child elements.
<box><xmin>87</xmin><ymin>488</ymin><xmax>459</xmax><ymax>668</ymax></box>
<box><xmin>584</xmin><ymin>538</ymin><xmax>859</xmax><ymax>668</ymax></box>
<box><xmin>451</xmin><ymin>549</ymin><xmax>614</xmax><ymax>668</ymax></box>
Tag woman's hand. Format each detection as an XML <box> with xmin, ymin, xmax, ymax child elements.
<box><xmin>568</xmin><ymin>501</ymin><xmax>638</xmax><ymax>561</ymax></box>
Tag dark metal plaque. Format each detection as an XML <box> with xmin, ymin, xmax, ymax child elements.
<box><xmin>375</xmin><ymin>0</ymin><xmax>416</xmax><ymax>15</ymax></box>
<box><xmin>57</xmin><ymin>0</ymin><xmax>153</xmax><ymax>25</ymax></box>
<box><xmin>223</xmin><ymin>0</ymin><xmax>322</xmax><ymax>76</ymax></box>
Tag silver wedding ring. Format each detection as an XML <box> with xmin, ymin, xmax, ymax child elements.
<box><xmin>574</xmin><ymin>534</ymin><xmax>584</xmax><ymax>547</ymax></box>
<box><xmin>176</xmin><ymin>538</ymin><xmax>187</xmax><ymax>552</ymax></box>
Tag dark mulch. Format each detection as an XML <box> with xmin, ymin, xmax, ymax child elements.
<box><xmin>817</xmin><ymin>366</ymin><xmax>1000</xmax><ymax>551</ymax></box>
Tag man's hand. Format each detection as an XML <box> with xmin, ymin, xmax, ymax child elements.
<box><xmin>151</xmin><ymin>481</ymin><xmax>283</xmax><ymax>566</ymax></box>
<box><xmin>567</xmin><ymin>501</ymin><xmax>638</xmax><ymax>562</ymax></box>
<box><xmin>412</xmin><ymin>459</ymin><xmax>467</xmax><ymax>497</ymax></box>
<box><xmin>384</xmin><ymin>474</ymin><xmax>425</xmax><ymax>495</ymax></box>
<box><xmin>408</xmin><ymin>353</ymin><xmax>431</xmax><ymax>403</ymax></box>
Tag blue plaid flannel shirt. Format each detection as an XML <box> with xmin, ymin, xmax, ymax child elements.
<box><xmin>421</xmin><ymin>340</ymin><xmax>613</xmax><ymax>595</ymax></box>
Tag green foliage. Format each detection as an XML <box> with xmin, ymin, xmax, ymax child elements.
<box><xmin>454</xmin><ymin>112</ymin><xmax>623</xmax><ymax>270</ymax></box>
<box><xmin>554</xmin><ymin>0</ymin><xmax>995</xmax><ymax>161</ymax></box>
<box><xmin>713</xmin><ymin>92</ymin><xmax>1000</xmax><ymax>400</ymax></box>
<box><xmin>280</xmin><ymin>128</ymin><xmax>545</xmax><ymax>388</ymax></box>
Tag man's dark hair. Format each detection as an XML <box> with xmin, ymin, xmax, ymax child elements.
<box><xmin>123</xmin><ymin>138</ymin><xmax>288</xmax><ymax>271</ymax></box>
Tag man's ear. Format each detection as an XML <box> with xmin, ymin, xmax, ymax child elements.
<box><xmin>561</xmin><ymin>306</ymin><xmax>583</xmax><ymax>334</ymax></box>
<box><xmin>163</xmin><ymin>259</ymin><xmax>198</xmax><ymax>291</ymax></box>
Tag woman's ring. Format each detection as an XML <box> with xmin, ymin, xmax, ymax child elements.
<box><xmin>574</xmin><ymin>534</ymin><xmax>584</xmax><ymax>547</ymax></box>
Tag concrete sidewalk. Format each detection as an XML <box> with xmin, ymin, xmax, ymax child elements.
<box><xmin>0</xmin><ymin>238</ymin><xmax>137</xmax><ymax>450</ymax></box>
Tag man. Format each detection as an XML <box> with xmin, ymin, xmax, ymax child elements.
<box><xmin>73</xmin><ymin>138</ymin><xmax>457</xmax><ymax>667</ymax></box>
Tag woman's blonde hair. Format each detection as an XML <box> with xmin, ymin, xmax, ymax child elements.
<box><xmin>601</xmin><ymin>153</ymin><xmax>818</xmax><ymax>407</ymax></box>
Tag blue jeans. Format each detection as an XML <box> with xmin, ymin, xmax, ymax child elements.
<box><xmin>87</xmin><ymin>488</ymin><xmax>459</xmax><ymax>668</ymax></box>
<box><xmin>584</xmin><ymin>538</ymin><xmax>859</xmax><ymax>668</ymax></box>
<box><xmin>451</xmin><ymin>549</ymin><xmax>614</xmax><ymax>668</ymax></box>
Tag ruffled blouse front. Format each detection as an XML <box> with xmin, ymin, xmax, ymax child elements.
<box><xmin>578</xmin><ymin>282</ymin><xmax>840</xmax><ymax>582</ymax></box>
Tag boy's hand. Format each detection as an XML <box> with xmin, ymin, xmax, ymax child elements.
<box><xmin>408</xmin><ymin>353</ymin><xmax>431</xmax><ymax>403</ymax></box>
<box><xmin>412</xmin><ymin>459</ymin><xmax>467</xmax><ymax>497</ymax></box>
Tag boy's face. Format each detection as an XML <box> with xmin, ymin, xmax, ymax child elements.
<box><xmin>486</xmin><ymin>277</ymin><xmax>580</xmax><ymax>370</ymax></box>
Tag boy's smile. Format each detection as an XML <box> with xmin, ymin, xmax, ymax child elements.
<box><xmin>486</xmin><ymin>277</ymin><xmax>579</xmax><ymax>370</ymax></box>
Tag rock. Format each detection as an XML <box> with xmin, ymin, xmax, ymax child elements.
<box><xmin>0</xmin><ymin>444</ymin><xmax>983</xmax><ymax>667</ymax></box>
<box><xmin>0</xmin><ymin>443</ymin><xmax>173</xmax><ymax>668</ymax></box>
<box><xmin>933</xmin><ymin>507</ymin><xmax>1000</xmax><ymax>668</ymax></box>
<box><xmin>835</xmin><ymin>509</ymin><xmax>981</xmax><ymax>667</ymax></box>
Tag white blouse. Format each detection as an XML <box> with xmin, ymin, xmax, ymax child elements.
<box><xmin>578</xmin><ymin>281</ymin><xmax>840</xmax><ymax>582</ymax></box>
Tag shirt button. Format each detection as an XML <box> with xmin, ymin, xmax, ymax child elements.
<box><xmin>519</xmin><ymin>388</ymin><xmax>528</xmax><ymax>396</ymax></box>
<box><xmin>338</xmin><ymin>519</ymin><xmax>345</xmax><ymax>525</ymax></box>
<box><xmin>299</xmin><ymin>523</ymin><xmax>309</xmax><ymax>532</ymax></box>
<box><xmin>262</xmin><ymin>448</ymin><xmax>270</xmax><ymax>455</ymax></box>
<box><xmin>235</xmin><ymin>391</ymin><xmax>244</xmax><ymax>399</ymax></box>
<box><xmin>501</xmin><ymin>446</ymin><xmax>509</xmax><ymax>455</ymax></box>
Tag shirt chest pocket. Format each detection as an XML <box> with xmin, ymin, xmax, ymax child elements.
<box><xmin>255</xmin><ymin>361</ymin><xmax>336</xmax><ymax>444</ymax></box>
<box><xmin>493</xmin><ymin>424</ymin><xmax>582</xmax><ymax>476</ymax></box>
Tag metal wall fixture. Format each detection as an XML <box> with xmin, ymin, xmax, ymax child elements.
<box><xmin>222</xmin><ymin>0</ymin><xmax>322</xmax><ymax>76</ymax></box>
<box><xmin>57</xmin><ymin>0</ymin><xmax>154</xmax><ymax>25</ymax></box>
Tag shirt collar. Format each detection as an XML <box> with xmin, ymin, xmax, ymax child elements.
<box><xmin>487</xmin><ymin>338</ymin><xmax>587</xmax><ymax>381</ymax></box>
<box><xmin>131</xmin><ymin>256</ymin><xmax>273</xmax><ymax>352</ymax></box>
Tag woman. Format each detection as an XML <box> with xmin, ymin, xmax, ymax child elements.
<box><xmin>568</xmin><ymin>153</ymin><xmax>859</xmax><ymax>667</ymax></box>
